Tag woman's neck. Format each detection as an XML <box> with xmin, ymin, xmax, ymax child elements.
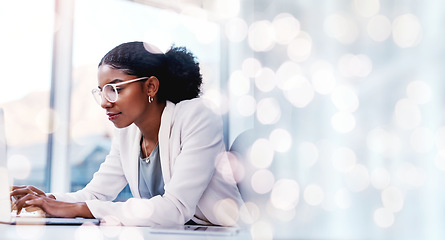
<box><xmin>136</xmin><ymin>101</ymin><xmax>166</xmax><ymax>143</ymax></box>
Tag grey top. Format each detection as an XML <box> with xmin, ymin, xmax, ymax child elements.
<box><xmin>138</xmin><ymin>144</ymin><xmax>165</xmax><ymax>198</ymax></box>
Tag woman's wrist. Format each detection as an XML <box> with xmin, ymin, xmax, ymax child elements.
<box><xmin>76</xmin><ymin>202</ymin><xmax>94</xmax><ymax>218</ymax></box>
<box><xmin>47</xmin><ymin>194</ymin><xmax>56</xmax><ymax>199</ymax></box>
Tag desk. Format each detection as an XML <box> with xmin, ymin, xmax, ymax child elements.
<box><xmin>0</xmin><ymin>224</ymin><xmax>252</xmax><ymax>240</ymax></box>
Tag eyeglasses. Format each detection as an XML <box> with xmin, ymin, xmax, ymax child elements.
<box><xmin>91</xmin><ymin>77</ymin><xmax>149</xmax><ymax>105</ymax></box>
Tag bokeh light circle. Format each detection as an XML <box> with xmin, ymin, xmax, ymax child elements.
<box><xmin>310</xmin><ymin>60</ymin><xmax>336</xmax><ymax>94</ymax></box>
<box><xmin>331</xmin><ymin>112</ymin><xmax>356</xmax><ymax>133</ymax></box>
<box><xmin>304</xmin><ymin>184</ymin><xmax>325</xmax><ymax>206</ymax></box>
<box><xmin>324</xmin><ymin>14</ymin><xmax>359</xmax><ymax>44</ymax></box>
<box><xmin>204</xmin><ymin>0</ymin><xmax>241</xmax><ymax>19</ymax></box>
<box><xmin>255</xmin><ymin>67</ymin><xmax>276</xmax><ymax>92</ymax></box>
<box><xmin>239</xmin><ymin>202</ymin><xmax>260</xmax><ymax>224</ymax></box>
<box><xmin>256</xmin><ymin>98</ymin><xmax>281</xmax><ymax>124</ymax></box>
<box><xmin>283</xmin><ymin>75</ymin><xmax>315</xmax><ymax>108</ymax></box>
<box><xmin>374</xmin><ymin>207</ymin><xmax>395</xmax><ymax>228</ymax></box>
<box><xmin>270</xmin><ymin>179</ymin><xmax>300</xmax><ymax>210</ymax></box>
<box><xmin>394</xmin><ymin>98</ymin><xmax>421</xmax><ymax>130</ymax></box>
<box><xmin>287</xmin><ymin>31</ymin><xmax>312</xmax><ymax>62</ymax></box>
<box><xmin>225</xmin><ymin>17</ymin><xmax>248</xmax><ymax>42</ymax></box>
<box><xmin>331</xmin><ymin>86</ymin><xmax>359</xmax><ymax>112</ymax></box>
<box><xmin>251</xmin><ymin>221</ymin><xmax>274</xmax><ymax>240</ymax></box>
<box><xmin>249</xmin><ymin>138</ymin><xmax>274</xmax><ymax>168</ymax></box>
<box><xmin>251</xmin><ymin>169</ymin><xmax>275</xmax><ymax>194</ymax></box>
<box><xmin>269</xmin><ymin>128</ymin><xmax>292</xmax><ymax>153</ymax></box>
<box><xmin>406</xmin><ymin>80</ymin><xmax>432</xmax><ymax>105</ymax></box>
<box><xmin>371</xmin><ymin>167</ymin><xmax>391</xmax><ymax>190</ymax></box>
<box><xmin>338</xmin><ymin>54</ymin><xmax>373</xmax><ymax>78</ymax></box>
<box><xmin>354</xmin><ymin>0</ymin><xmax>380</xmax><ymax>18</ymax></box>
<box><xmin>242</xmin><ymin>58</ymin><xmax>262</xmax><ymax>78</ymax></box>
<box><xmin>248</xmin><ymin>20</ymin><xmax>275</xmax><ymax>52</ymax></box>
<box><xmin>272</xmin><ymin>13</ymin><xmax>300</xmax><ymax>45</ymax></box>
<box><xmin>276</xmin><ymin>61</ymin><xmax>302</xmax><ymax>89</ymax></box>
<box><xmin>367</xmin><ymin>15</ymin><xmax>391</xmax><ymax>42</ymax></box>
<box><xmin>392</xmin><ymin>13</ymin><xmax>422</xmax><ymax>48</ymax></box>
<box><xmin>332</xmin><ymin>147</ymin><xmax>357</xmax><ymax>172</ymax></box>
<box><xmin>381</xmin><ymin>186</ymin><xmax>404</xmax><ymax>212</ymax></box>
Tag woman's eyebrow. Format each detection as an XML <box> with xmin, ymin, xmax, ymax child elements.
<box><xmin>97</xmin><ymin>79</ymin><xmax>124</xmax><ymax>89</ymax></box>
<box><xmin>109</xmin><ymin>79</ymin><xmax>124</xmax><ymax>84</ymax></box>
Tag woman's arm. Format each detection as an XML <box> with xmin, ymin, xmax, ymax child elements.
<box><xmin>52</xmin><ymin>129</ymin><xmax>128</xmax><ymax>203</ymax></box>
<box><xmin>11</xmin><ymin>129</ymin><xmax>127</xmax><ymax>218</ymax></box>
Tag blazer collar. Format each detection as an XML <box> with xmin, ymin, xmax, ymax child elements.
<box><xmin>159</xmin><ymin>101</ymin><xmax>175</xmax><ymax>183</ymax></box>
<box><xmin>128</xmin><ymin>101</ymin><xmax>174</xmax><ymax>196</ymax></box>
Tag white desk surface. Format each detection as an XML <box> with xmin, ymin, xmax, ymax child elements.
<box><xmin>0</xmin><ymin>224</ymin><xmax>252</xmax><ymax>240</ymax></box>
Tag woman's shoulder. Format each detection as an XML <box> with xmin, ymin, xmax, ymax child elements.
<box><xmin>168</xmin><ymin>98</ymin><xmax>222</xmax><ymax>129</ymax></box>
<box><xmin>170</xmin><ymin>98</ymin><xmax>223</xmax><ymax>137</ymax></box>
<box><xmin>173</xmin><ymin>97</ymin><xmax>220</xmax><ymax>118</ymax></box>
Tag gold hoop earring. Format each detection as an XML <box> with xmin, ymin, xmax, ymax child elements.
<box><xmin>148</xmin><ymin>96</ymin><xmax>153</xmax><ymax>103</ymax></box>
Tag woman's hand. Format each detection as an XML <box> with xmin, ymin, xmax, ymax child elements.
<box><xmin>10</xmin><ymin>186</ymin><xmax>53</xmax><ymax>215</ymax></box>
<box><xmin>10</xmin><ymin>186</ymin><xmax>94</xmax><ymax>218</ymax></box>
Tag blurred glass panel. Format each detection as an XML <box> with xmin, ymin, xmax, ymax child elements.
<box><xmin>0</xmin><ymin>0</ymin><xmax>54</xmax><ymax>191</ymax></box>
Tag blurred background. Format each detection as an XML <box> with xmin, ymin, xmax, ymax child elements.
<box><xmin>1</xmin><ymin>0</ymin><xmax>445</xmax><ymax>239</ymax></box>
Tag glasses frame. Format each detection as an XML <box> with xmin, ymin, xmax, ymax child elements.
<box><xmin>92</xmin><ymin>77</ymin><xmax>149</xmax><ymax>104</ymax></box>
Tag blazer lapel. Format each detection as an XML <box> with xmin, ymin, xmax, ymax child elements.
<box><xmin>159</xmin><ymin>101</ymin><xmax>174</xmax><ymax>183</ymax></box>
<box><xmin>127</xmin><ymin>125</ymin><xmax>142</xmax><ymax>198</ymax></box>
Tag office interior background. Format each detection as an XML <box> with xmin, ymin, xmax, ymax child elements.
<box><xmin>1</xmin><ymin>0</ymin><xmax>445</xmax><ymax>239</ymax></box>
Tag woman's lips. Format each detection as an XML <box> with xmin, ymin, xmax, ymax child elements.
<box><xmin>107</xmin><ymin>112</ymin><xmax>121</xmax><ymax>121</ymax></box>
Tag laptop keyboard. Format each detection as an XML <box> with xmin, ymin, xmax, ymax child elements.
<box><xmin>11</xmin><ymin>209</ymin><xmax>46</xmax><ymax>218</ymax></box>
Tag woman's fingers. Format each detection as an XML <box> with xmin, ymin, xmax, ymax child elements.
<box><xmin>24</xmin><ymin>206</ymin><xmax>44</xmax><ymax>213</ymax></box>
<box><xmin>11</xmin><ymin>186</ymin><xmax>46</xmax><ymax>203</ymax></box>
<box><xmin>24</xmin><ymin>197</ymin><xmax>69</xmax><ymax>218</ymax></box>
<box><xmin>13</xmin><ymin>193</ymin><xmax>40</xmax><ymax>215</ymax></box>
<box><xmin>25</xmin><ymin>198</ymin><xmax>43</xmax><ymax>207</ymax></box>
<box><xmin>27</xmin><ymin>186</ymin><xmax>46</xmax><ymax>196</ymax></box>
<box><xmin>11</xmin><ymin>186</ymin><xmax>26</xmax><ymax>191</ymax></box>
<box><xmin>10</xmin><ymin>186</ymin><xmax>52</xmax><ymax>216</ymax></box>
<box><xmin>10</xmin><ymin>186</ymin><xmax>83</xmax><ymax>219</ymax></box>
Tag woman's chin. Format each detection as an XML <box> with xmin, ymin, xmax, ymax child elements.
<box><xmin>112</xmin><ymin>122</ymin><xmax>132</xmax><ymax>129</ymax></box>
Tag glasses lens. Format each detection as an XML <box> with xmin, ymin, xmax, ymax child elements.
<box><xmin>92</xmin><ymin>89</ymin><xmax>102</xmax><ymax>105</ymax></box>
<box><xmin>104</xmin><ymin>85</ymin><xmax>118</xmax><ymax>102</ymax></box>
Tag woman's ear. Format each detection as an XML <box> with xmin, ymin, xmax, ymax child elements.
<box><xmin>144</xmin><ymin>76</ymin><xmax>160</xmax><ymax>97</ymax></box>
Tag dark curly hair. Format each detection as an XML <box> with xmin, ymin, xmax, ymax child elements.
<box><xmin>98</xmin><ymin>41</ymin><xmax>202</xmax><ymax>104</ymax></box>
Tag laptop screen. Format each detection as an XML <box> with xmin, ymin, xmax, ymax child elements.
<box><xmin>0</xmin><ymin>108</ymin><xmax>12</xmax><ymax>222</ymax></box>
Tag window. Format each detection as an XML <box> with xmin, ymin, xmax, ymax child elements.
<box><xmin>0</xmin><ymin>0</ymin><xmax>54</xmax><ymax>191</ymax></box>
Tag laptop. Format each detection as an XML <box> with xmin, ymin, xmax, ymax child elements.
<box><xmin>0</xmin><ymin>108</ymin><xmax>99</xmax><ymax>225</ymax></box>
<box><xmin>148</xmin><ymin>224</ymin><xmax>240</xmax><ymax>236</ymax></box>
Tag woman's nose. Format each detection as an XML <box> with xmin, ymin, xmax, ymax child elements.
<box><xmin>100</xmin><ymin>95</ymin><xmax>112</xmax><ymax>108</ymax></box>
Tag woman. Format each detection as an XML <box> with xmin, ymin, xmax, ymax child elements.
<box><xmin>10</xmin><ymin>41</ymin><xmax>244</xmax><ymax>226</ymax></box>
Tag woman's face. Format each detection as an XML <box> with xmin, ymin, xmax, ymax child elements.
<box><xmin>97</xmin><ymin>64</ymin><xmax>148</xmax><ymax>128</ymax></box>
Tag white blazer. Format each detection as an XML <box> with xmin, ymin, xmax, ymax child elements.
<box><xmin>53</xmin><ymin>98</ymin><xmax>244</xmax><ymax>226</ymax></box>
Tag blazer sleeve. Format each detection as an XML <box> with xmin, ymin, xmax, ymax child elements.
<box><xmin>84</xmin><ymin>99</ymin><xmax>226</xmax><ymax>226</ymax></box>
<box><xmin>52</xmin><ymin>129</ymin><xmax>128</xmax><ymax>202</ymax></box>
